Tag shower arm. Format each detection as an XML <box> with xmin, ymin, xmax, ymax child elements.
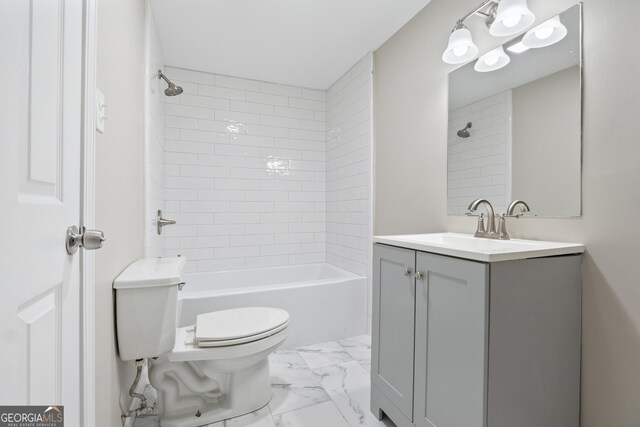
<box><xmin>158</xmin><ymin>70</ymin><xmax>171</xmax><ymax>85</ymax></box>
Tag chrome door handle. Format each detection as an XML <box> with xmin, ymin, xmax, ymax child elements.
<box><xmin>157</xmin><ymin>209</ymin><xmax>176</xmax><ymax>235</ymax></box>
<box><xmin>415</xmin><ymin>272</ymin><xmax>423</xmax><ymax>280</ymax></box>
<box><xmin>66</xmin><ymin>225</ymin><xmax>106</xmax><ymax>255</ymax></box>
<box><xmin>403</xmin><ymin>266</ymin><xmax>411</xmax><ymax>276</ymax></box>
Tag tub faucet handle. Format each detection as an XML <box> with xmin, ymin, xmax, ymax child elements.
<box><xmin>157</xmin><ymin>209</ymin><xmax>176</xmax><ymax>235</ymax></box>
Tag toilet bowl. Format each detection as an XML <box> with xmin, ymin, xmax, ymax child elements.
<box><xmin>113</xmin><ymin>257</ymin><xmax>289</xmax><ymax>427</ymax></box>
<box><xmin>149</xmin><ymin>308</ymin><xmax>289</xmax><ymax>427</ymax></box>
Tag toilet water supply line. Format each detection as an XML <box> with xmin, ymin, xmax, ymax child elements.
<box><xmin>121</xmin><ymin>359</ymin><xmax>147</xmax><ymax>421</ymax></box>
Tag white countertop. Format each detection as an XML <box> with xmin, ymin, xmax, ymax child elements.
<box><xmin>373</xmin><ymin>233</ymin><xmax>585</xmax><ymax>262</ymax></box>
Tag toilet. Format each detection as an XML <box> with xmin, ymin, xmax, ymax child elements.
<box><xmin>114</xmin><ymin>257</ymin><xmax>289</xmax><ymax>427</ymax></box>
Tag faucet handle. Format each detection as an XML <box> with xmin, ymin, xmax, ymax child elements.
<box><xmin>497</xmin><ymin>214</ymin><xmax>510</xmax><ymax>240</ymax></box>
<box><xmin>471</xmin><ymin>213</ymin><xmax>487</xmax><ymax>237</ymax></box>
<box><xmin>156</xmin><ymin>209</ymin><xmax>177</xmax><ymax>235</ymax></box>
<box><xmin>504</xmin><ymin>212</ymin><xmax>527</xmax><ymax>218</ymax></box>
<box><xmin>466</xmin><ymin>211</ymin><xmax>487</xmax><ymax>237</ymax></box>
<box><xmin>504</xmin><ymin>210</ymin><xmax>530</xmax><ymax>218</ymax></box>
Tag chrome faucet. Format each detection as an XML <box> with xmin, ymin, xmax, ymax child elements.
<box><xmin>466</xmin><ymin>199</ymin><xmax>497</xmax><ymax>238</ymax></box>
<box><xmin>467</xmin><ymin>199</ymin><xmax>531</xmax><ymax>240</ymax></box>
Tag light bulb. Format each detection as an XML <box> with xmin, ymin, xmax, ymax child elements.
<box><xmin>502</xmin><ymin>14</ymin><xmax>522</xmax><ymax>28</ymax></box>
<box><xmin>535</xmin><ymin>26</ymin><xmax>554</xmax><ymax>40</ymax></box>
<box><xmin>489</xmin><ymin>0</ymin><xmax>536</xmax><ymax>37</ymax></box>
<box><xmin>484</xmin><ymin>53</ymin><xmax>499</xmax><ymax>66</ymax></box>
<box><xmin>474</xmin><ymin>46</ymin><xmax>511</xmax><ymax>72</ymax></box>
<box><xmin>442</xmin><ymin>24</ymin><xmax>479</xmax><ymax>64</ymax></box>
<box><xmin>522</xmin><ymin>15</ymin><xmax>567</xmax><ymax>48</ymax></box>
<box><xmin>453</xmin><ymin>45</ymin><xmax>469</xmax><ymax>57</ymax></box>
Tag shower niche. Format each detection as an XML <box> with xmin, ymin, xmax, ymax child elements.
<box><xmin>446</xmin><ymin>3</ymin><xmax>582</xmax><ymax>217</ymax></box>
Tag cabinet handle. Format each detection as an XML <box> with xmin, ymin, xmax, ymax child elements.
<box><xmin>403</xmin><ymin>266</ymin><xmax>411</xmax><ymax>276</ymax></box>
<box><xmin>415</xmin><ymin>272</ymin><xmax>423</xmax><ymax>280</ymax></box>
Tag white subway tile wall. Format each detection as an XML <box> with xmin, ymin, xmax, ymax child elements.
<box><xmin>326</xmin><ymin>55</ymin><xmax>373</xmax><ymax>278</ymax></box>
<box><xmin>163</xmin><ymin>66</ymin><xmax>328</xmax><ymax>272</ymax></box>
<box><xmin>144</xmin><ymin>15</ymin><xmax>165</xmax><ymax>257</ymax></box>
<box><xmin>326</xmin><ymin>55</ymin><xmax>374</xmax><ymax>332</ymax></box>
<box><xmin>447</xmin><ymin>91</ymin><xmax>511</xmax><ymax>215</ymax></box>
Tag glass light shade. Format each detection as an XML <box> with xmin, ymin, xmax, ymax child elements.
<box><xmin>442</xmin><ymin>26</ymin><xmax>479</xmax><ymax>64</ymax></box>
<box><xmin>489</xmin><ymin>0</ymin><xmax>536</xmax><ymax>37</ymax></box>
<box><xmin>474</xmin><ymin>46</ymin><xmax>511</xmax><ymax>72</ymax></box>
<box><xmin>522</xmin><ymin>15</ymin><xmax>567</xmax><ymax>48</ymax></box>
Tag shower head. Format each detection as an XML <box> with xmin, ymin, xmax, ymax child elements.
<box><xmin>457</xmin><ymin>122</ymin><xmax>472</xmax><ymax>138</ymax></box>
<box><xmin>157</xmin><ymin>70</ymin><xmax>183</xmax><ymax>96</ymax></box>
<box><xmin>164</xmin><ymin>83</ymin><xmax>183</xmax><ymax>97</ymax></box>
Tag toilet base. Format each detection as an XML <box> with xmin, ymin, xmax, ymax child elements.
<box><xmin>150</xmin><ymin>357</ymin><xmax>274</xmax><ymax>427</ymax></box>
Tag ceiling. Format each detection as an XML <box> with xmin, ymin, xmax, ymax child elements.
<box><xmin>150</xmin><ymin>0</ymin><xmax>430</xmax><ymax>89</ymax></box>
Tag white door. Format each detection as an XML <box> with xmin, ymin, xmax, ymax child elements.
<box><xmin>0</xmin><ymin>0</ymin><xmax>86</xmax><ymax>425</ymax></box>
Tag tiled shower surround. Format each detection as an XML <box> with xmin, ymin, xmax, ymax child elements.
<box><xmin>326</xmin><ymin>56</ymin><xmax>373</xmax><ymax>278</ymax></box>
<box><xmin>154</xmin><ymin>56</ymin><xmax>372</xmax><ymax>275</ymax></box>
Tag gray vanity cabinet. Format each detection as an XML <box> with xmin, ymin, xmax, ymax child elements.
<box><xmin>371</xmin><ymin>243</ymin><xmax>581</xmax><ymax>427</ymax></box>
<box><xmin>413</xmin><ymin>252</ymin><xmax>488</xmax><ymax>427</ymax></box>
<box><xmin>371</xmin><ymin>244</ymin><xmax>416</xmax><ymax>422</ymax></box>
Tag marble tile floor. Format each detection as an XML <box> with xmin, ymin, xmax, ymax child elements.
<box><xmin>134</xmin><ymin>335</ymin><xmax>396</xmax><ymax>427</ymax></box>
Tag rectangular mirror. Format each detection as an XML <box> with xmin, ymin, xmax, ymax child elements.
<box><xmin>447</xmin><ymin>3</ymin><xmax>582</xmax><ymax>217</ymax></box>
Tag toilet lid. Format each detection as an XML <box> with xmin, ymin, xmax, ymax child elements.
<box><xmin>195</xmin><ymin>307</ymin><xmax>289</xmax><ymax>343</ymax></box>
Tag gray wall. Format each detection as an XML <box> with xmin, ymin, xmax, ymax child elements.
<box><xmin>512</xmin><ymin>65</ymin><xmax>581</xmax><ymax>216</ymax></box>
<box><xmin>374</xmin><ymin>0</ymin><xmax>640</xmax><ymax>425</ymax></box>
<box><xmin>95</xmin><ymin>0</ymin><xmax>146</xmax><ymax>425</ymax></box>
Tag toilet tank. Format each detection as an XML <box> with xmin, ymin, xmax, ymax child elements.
<box><xmin>113</xmin><ymin>257</ymin><xmax>186</xmax><ymax>361</ymax></box>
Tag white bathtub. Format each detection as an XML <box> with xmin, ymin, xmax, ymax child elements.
<box><xmin>179</xmin><ymin>263</ymin><xmax>368</xmax><ymax>348</ymax></box>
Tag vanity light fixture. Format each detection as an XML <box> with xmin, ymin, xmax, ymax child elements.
<box><xmin>488</xmin><ymin>0</ymin><xmax>536</xmax><ymax>37</ymax></box>
<box><xmin>474</xmin><ymin>46</ymin><xmax>511</xmax><ymax>72</ymax></box>
<box><xmin>442</xmin><ymin>0</ymin><xmax>535</xmax><ymax>64</ymax></box>
<box><xmin>442</xmin><ymin>22</ymin><xmax>479</xmax><ymax>64</ymax></box>
<box><xmin>522</xmin><ymin>15</ymin><xmax>567</xmax><ymax>48</ymax></box>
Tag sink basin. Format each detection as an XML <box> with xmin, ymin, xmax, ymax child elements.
<box><xmin>373</xmin><ymin>233</ymin><xmax>584</xmax><ymax>262</ymax></box>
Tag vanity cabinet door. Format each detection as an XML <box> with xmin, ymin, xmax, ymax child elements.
<box><xmin>413</xmin><ymin>252</ymin><xmax>488</xmax><ymax>427</ymax></box>
<box><xmin>372</xmin><ymin>244</ymin><xmax>416</xmax><ymax>419</ymax></box>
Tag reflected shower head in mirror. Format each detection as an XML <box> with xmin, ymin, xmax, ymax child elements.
<box><xmin>158</xmin><ymin>70</ymin><xmax>184</xmax><ymax>96</ymax></box>
<box><xmin>457</xmin><ymin>122</ymin><xmax>472</xmax><ymax>138</ymax></box>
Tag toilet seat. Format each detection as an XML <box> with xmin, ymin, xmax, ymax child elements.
<box><xmin>167</xmin><ymin>323</ymin><xmax>288</xmax><ymax>363</ymax></box>
<box><xmin>195</xmin><ymin>320</ymin><xmax>289</xmax><ymax>347</ymax></box>
<box><xmin>195</xmin><ymin>307</ymin><xmax>289</xmax><ymax>346</ymax></box>
<box><xmin>165</xmin><ymin>307</ymin><xmax>290</xmax><ymax>362</ymax></box>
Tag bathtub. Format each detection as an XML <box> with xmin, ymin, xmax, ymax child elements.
<box><xmin>179</xmin><ymin>263</ymin><xmax>368</xmax><ymax>348</ymax></box>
